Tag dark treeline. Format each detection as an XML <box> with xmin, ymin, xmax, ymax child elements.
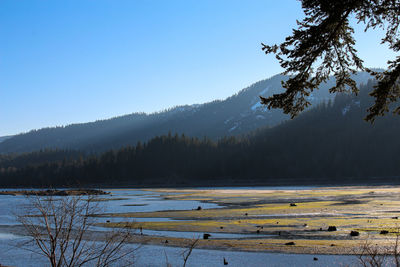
<box><xmin>1</xmin><ymin>80</ymin><xmax>400</xmax><ymax>187</ymax></box>
<box><xmin>0</xmin><ymin>149</ymin><xmax>85</xmax><ymax>169</ymax></box>
<box><xmin>0</xmin><ymin>134</ymin><xmax>245</xmax><ymax>187</ymax></box>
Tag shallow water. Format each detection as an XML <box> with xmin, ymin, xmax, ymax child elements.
<box><xmin>0</xmin><ymin>232</ymin><xmax>20</xmax><ymax>239</ymax></box>
<box><xmin>102</xmin><ymin>189</ymin><xmax>221</xmax><ymax>213</ymax></box>
<box><xmin>0</xmin><ymin>189</ymin><xmax>220</xmax><ymax>225</ymax></box>
<box><xmin>135</xmin><ymin>245</ymin><xmax>360</xmax><ymax>267</ymax></box>
<box><xmin>0</xmin><ymin>187</ymin><xmax>373</xmax><ymax>266</ymax></box>
<box><xmin>0</xmin><ymin>235</ymin><xmax>360</xmax><ymax>267</ymax></box>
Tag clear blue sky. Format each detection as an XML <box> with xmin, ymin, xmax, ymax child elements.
<box><xmin>0</xmin><ymin>0</ymin><xmax>395</xmax><ymax>136</ymax></box>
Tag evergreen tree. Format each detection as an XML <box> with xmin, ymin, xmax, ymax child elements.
<box><xmin>261</xmin><ymin>0</ymin><xmax>400</xmax><ymax>121</ymax></box>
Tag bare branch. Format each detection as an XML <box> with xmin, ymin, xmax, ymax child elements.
<box><xmin>17</xmin><ymin>194</ymin><xmax>135</xmax><ymax>267</ymax></box>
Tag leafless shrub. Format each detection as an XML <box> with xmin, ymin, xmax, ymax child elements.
<box><xmin>17</xmin><ymin>194</ymin><xmax>135</xmax><ymax>267</ymax></box>
<box><xmin>181</xmin><ymin>238</ymin><xmax>199</xmax><ymax>267</ymax></box>
<box><xmin>164</xmin><ymin>238</ymin><xmax>199</xmax><ymax>267</ymax></box>
<box><xmin>357</xmin><ymin>235</ymin><xmax>400</xmax><ymax>267</ymax></box>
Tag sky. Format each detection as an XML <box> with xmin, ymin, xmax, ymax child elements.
<box><xmin>0</xmin><ymin>0</ymin><xmax>396</xmax><ymax>136</ymax></box>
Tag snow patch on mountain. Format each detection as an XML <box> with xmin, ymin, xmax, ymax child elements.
<box><xmin>251</xmin><ymin>101</ymin><xmax>263</xmax><ymax>111</ymax></box>
<box><xmin>342</xmin><ymin>105</ymin><xmax>351</xmax><ymax>115</ymax></box>
<box><xmin>228</xmin><ymin>122</ymin><xmax>240</xmax><ymax>132</ymax></box>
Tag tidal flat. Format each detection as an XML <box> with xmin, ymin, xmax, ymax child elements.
<box><xmin>97</xmin><ymin>186</ymin><xmax>400</xmax><ymax>254</ymax></box>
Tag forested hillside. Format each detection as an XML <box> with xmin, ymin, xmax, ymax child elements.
<box><xmin>1</xmin><ymin>80</ymin><xmax>399</xmax><ymax>187</ymax></box>
<box><xmin>0</xmin><ymin>73</ymin><xmax>372</xmax><ymax>154</ymax></box>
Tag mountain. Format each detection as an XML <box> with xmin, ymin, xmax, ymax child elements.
<box><xmin>2</xmin><ymin>79</ymin><xmax>400</xmax><ymax>187</ymax></box>
<box><xmin>0</xmin><ymin>73</ymin><xmax>373</xmax><ymax>154</ymax></box>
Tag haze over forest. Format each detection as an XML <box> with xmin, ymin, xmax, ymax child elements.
<box><xmin>2</xmin><ymin>74</ymin><xmax>399</xmax><ymax>187</ymax></box>
<box><xmin>0</xmin><ymin>72</ymin><xmax>372</xmax><ymax>153</ymax></box>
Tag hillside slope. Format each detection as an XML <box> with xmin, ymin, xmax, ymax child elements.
<box><xmin>2</xmin><ymin>79</ymin><xmax>400</xmax><ymax>186</ymax></box>
<box><xmin>0</xmin><ymin>73</ymin><xmax>371</xmax><ymax>154</ymax></box>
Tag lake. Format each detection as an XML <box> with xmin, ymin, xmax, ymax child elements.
<box><xmin>0</xmin><ymin>187</ymin><xmax>390</xmax><ymax>266</ymax></box>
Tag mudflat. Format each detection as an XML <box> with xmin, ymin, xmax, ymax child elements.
<box><xmin>96</xmin><ymin>186</ymin><xmax>400</xmax><ymax>254</ymax></box>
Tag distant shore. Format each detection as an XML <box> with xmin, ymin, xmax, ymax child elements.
<box><xmin>0</xmin><ymin>189</ymin><xmax>109</xmax><ymax>196</ymax></box>
<box><xmin>1</xmin><ymin>176</ymin><xmax>400</xmax><ymax>190</ymax></box>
